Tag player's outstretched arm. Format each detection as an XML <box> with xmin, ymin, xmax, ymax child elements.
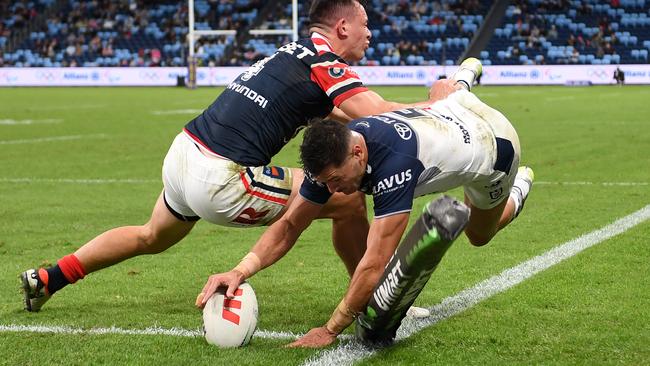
<box><xmin>287</xmin><ymin>212</ymin><xmax>409</xmax><ymax>348</ymax></box>
<box><xmin>196</xmin><ymin>196</ymin><xmax>322</xmax><ymax>307</ymax></box>
<box><xmin>327</xmin><ymin>106</ymin><xmax>353</xmax><ymax>123</ymax></box>
<box><xmin>338</xmin><ymin>79</ymin><xmax>461</xmax><ymax>119</ymax></box>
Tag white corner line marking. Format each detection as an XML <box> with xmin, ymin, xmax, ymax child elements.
<box><xmin>0</xmin><ymin>178</ymin><xmax>158</xmax><ymax>184</ymax></box>
<box><xmin>0</xmin><ymin>324</ymin><xmax>303</xmax><ymax>341</ymax></box>
<box><xmin>536</xmin><ymin>181</ymin><xmax>648</xmax><ymax>187</ymax></box>
<box><xmin>0</xmin><ymin>119</ymin><xmax>63</xmax><ymax>125</ymax></box>
<box><xmin>151</xmin><ymin>109</ymin><xmax>203</xmax><ymax>115</ymax></box>
<box><xmin>2</xmin><ymin>205</ymin><xmax>649</xmax><ymax>352</ymax></box>
<box><xmin>0</xmin><ymin>134</ymin><xmax>106</xmax><ymax>145</ymax></box>
<box><xmin>303</xmin><ymin>204</ymin><xmax>650</xmax><ymax>366</ymax></box>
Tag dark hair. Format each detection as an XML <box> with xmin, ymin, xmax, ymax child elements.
<box><xmin>300</xmin><ymin>119</ymin><xmax>351</xmax><ymax>176</ymax></box>
<box><xmin>309</xmin><ymin>0</ymin><xmax>365</xmax><ymax>28</ymax></box>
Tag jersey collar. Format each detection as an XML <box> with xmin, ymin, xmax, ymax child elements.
<box><xmin>311</xmin><ymin>32</ymin><xmax>334</xmax><ymax>53</ymax></box>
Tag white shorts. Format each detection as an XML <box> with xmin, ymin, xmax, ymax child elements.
<box><xmin>161</xmin><ymin>132</ymin><xmax>294</xmax><ymax>227</ymax></box>
<box><xmin>415</xmin><ymin>90</ymin><xmax>520</xmax><ymax>210</ymax></box>
<box><xmin>453</xmin><ymin>91</ymin><xmax>521</xmax><ymax>209</ymax></box>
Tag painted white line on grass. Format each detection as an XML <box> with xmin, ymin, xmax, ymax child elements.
<box><xmin>536</xmin><ymin>181</ymin><xmax>648</xmax><ymax>187</ymax></box>
<box><xmin>0</xmin><ymin>134</ymin><xmax>106</xmax><ymax>145</ymax></box>
<box><xmin>1</xmin><ymin>178</ymin><xmax>646</xmax><ymax>187</ymax></box>
<box><xmin>544</xmin><ymin>95</ymin><xmax>576</xmax><ymax>102</ymax></box>
<box><xmin>303</xmin><ymin>204</ymin><xmax>650</xmax><ymax>366</ymax></box>
<box><xmin>27</xmin><ymin>104</ymin><xmax>108</xmax><ymax>111</ymax></box>
<box><xmin>0</xmin><ymin>178</ymin><xmax>158</xmax><ymax>184</ymax></box>
<box><xmin>0</xmin><ymin>119</ymin><xmax>63</xmax><ymax>125</ymax></box>
<box><xmin>151</xmin><ymin>109</ymin><xmax>202</xmax><ymax>115</ymax></box>
<box><xmin>1</xmin><ymin>206</ymin><xmax>647</xmax><ymax>353</ymax></box>
<box><xmin>0</xmin><ymin>324</ymin><xmax>302</xmax><ymax>340</ymax></box>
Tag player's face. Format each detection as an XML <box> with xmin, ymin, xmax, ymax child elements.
<box><xmin>316</xmin><ymin>151</ymin><xmax>365</xmax><ymax>195</ymax></box>
<box><xmin>342</xmin><ymin>3</ymin><xmax>371</xmax><ymax>62</ymax></box>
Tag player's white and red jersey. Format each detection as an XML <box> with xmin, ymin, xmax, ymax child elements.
<box><xmin>184</xmin><ymin>32</ymin><xmax>368</xmax><ymax>166</ymax></box>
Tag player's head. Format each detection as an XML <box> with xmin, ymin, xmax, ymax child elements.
<box><xmin>309</xmin><ymin>0</ymin><xmax>371</xmax><ymax>62</ymax></box>
<box><xmin>300</xmin><ymin>119</ymin><xmax>367</xmax><ymax>195</ymax></box>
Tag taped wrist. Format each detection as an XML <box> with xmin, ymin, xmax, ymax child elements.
<box><xmin>325</xmin><ymin>299</ymin><xmax>357</xmax><ymax>335</ymax></box>
<box><xmin>233</xmin><ymin>252</ymin><xmax>261</xmax><ymax>279</ymax></box>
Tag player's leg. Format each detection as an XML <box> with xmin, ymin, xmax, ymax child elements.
<box><xmin>464</xmin><ymin>166</ymin><xmax>534</xmax><ymax>246</ymax></box>
<box><xmin>273</xmin><ymin>168</ymin><xmax>369</xmax><ymax>277</ymax></box>
<box><xmin>75</xmin><ymin>192</ymin><xmax>196</xmax><ymax>272</ymax></box>
<box><xmin>22</xmin><ymin>132</ymin><xmax>201</xmax><ymax>312</ymax></box>
<box><xmin>22</xmin><ymin>192</ymin><xmax>196</xmax><ymax>312</ymax></box>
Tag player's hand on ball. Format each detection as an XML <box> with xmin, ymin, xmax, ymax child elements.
<box><xmin>196</xmin><ymin>270</ymin><xmax>246</xmax><ymax>308</ymax></box>
<box><xmin>428</xmin><ymin>78</ymin><xmax>463</xmax><ymax>103</ymax></box>
<box><xmin>286</xmin><ymin>326</ymin><xmax>337</xmax><ymax>348</ymax></box>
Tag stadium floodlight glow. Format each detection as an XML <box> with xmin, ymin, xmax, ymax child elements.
<box><xmin>187</xmin><ymin>0</ymin><xmax>299</xmax><ymax>88</ymax></box>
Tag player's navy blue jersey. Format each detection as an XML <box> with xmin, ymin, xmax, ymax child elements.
<box><xmin>184</xmin><ymin>33</ymin><xmax>368</xmax><ymax>166</ymax></box>
<box><xmin>300</xmin><ymin>112</ymin><xmax>427</xmax><ymax>218</ymax></box>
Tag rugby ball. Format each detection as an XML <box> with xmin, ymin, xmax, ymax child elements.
<box><xmin>202</xmin><ymin>282</ymin><xmax>258</xmax><ymax>348</ymax></box>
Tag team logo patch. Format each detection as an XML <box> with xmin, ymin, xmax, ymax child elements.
<box><xmin>328</xmin><ymin>67</ymin><xmax>346</xmax><ymax>78</ymax></box>
<box><xmin>263</xmin><ymin>166</ymin><xmax>285</xmax><ymax>180</ymax></box>
<box><xmin>233</xmin><ymin>207</ymin><xmax>270</xmax><ymax>225</ymax></box>
<box><xmin>394</xmin><ymin>123</ymin><xmax>412</xmax><ymax>140</ymax></box>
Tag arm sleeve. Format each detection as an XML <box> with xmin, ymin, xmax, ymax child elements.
<box><xmin>310</xmin><ymin>55</ymin><xmax>368</xmax><ymax>107</ymax></box>
<box><xmin>299</xmin><ymin>173</ymin><xmax>332</xmax><ymax>205</ymax></box>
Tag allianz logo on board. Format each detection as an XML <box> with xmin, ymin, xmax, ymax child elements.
<box><xmin>63</xmin><ymin>72</ymin><xmax>90</xmax><ymax>80</ymax></box>
<box><xmin>386</xmin><ymin>70</ymin><xmax>427</xmax><ymax>80</ymax></box>
<box><xmin>499</xmin><ymin>70</ymin><xmax>528</xmax><ymax>78</ymax></box>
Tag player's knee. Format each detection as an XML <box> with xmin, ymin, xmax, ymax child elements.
<box><xmin>136</xmin><ymin>226</ymin><xmax>166</xmax><ymax>254</ymax></box>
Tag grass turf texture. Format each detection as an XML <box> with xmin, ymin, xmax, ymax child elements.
<box><xmin>1</xmin><ymin>85</ymin><xmax>649</xmax><ymax>365</ymax></box>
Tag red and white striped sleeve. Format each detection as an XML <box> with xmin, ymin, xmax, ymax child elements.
<box><xmin>310</xmin><ymin>58</ymin><xmax>369</xmax><ymax>107</ymax></box>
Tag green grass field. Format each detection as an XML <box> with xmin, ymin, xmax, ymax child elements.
<box><xmin>1</xmin><ymin>85</ymin><xmax>649</xmax><ymax>365</ymax></box>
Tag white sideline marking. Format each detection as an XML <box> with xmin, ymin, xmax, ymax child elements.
<box><xmin>0</xmin><ymin>134</ymin><xmax>106</xmax><ymax>145</ymax></box>
<box><xmin>0</xmin><ymin>119</ymin><xmax>63</xmax><ymax>125</ymax></box>
<box><xmin>28</xmin><ymin>104</ymin><xmax>108</xmax><ymax>111</ymax></box>
<box><xmin>0</xmin><ymin>178</ymin><xmax>158</xmax><ymax>184</ymax></box>
<box><xmin>303</xmin><ymin>204</ymin><xmax>650</xmax><ymax>366</ymax></box>
<box><xmin>537</xmin><ymin>181</ymin><xmax>648</xmax><ymax>187</ymax></box>
<box><xmin>544</xmin><ymin>96</ymin><xmax>576</xmax><ymax>102</ymax></box>
<box><xmin>1</xmin><ymin>206</ymin><xmax>648</xmax><ymax>353</ymax></box>
<box><xmin>0</xmin><ymin>324</ymin><xmax>301</xmax><ymax>340</ymax></box>
<box><xmin>0</xmin><ymin>178</ymin><xmax>646</xmax><ymax>187</ymax></box>
<box><xmin>151</xmin><ymin>109</ymin><xmax>203</xmax><ymax>115</ymax></box>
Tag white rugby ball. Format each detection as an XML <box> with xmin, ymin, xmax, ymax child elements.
<box><xmin>202</xmin><ymin>282</ymin><xmax>258</xmax><ymax>348</ymax></box>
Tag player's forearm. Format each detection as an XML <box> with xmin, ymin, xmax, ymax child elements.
<box><xmin>251</xmin><ymin>218</ymin><xmax>304</xmax><ymax>270</ymax></box>
<box><xmin>325</xmin><ymin>259</ymin><xmax>385</xmax><ymax>334</ymax></box>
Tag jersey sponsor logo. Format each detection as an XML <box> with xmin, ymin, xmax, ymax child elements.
<box><xmin>263</xmin><ymin>166</ymin><xmax>285</xmax><ymax>180</ymax></box>
<box><xmin>328</xmin><ymin>67</ymin><xmax>346</xmax><ymax>78</ymax></box>
<box><xmin>355</xmin><ymin>120</ymin><xmax>370</xmax><ymax>128</ymax></box>
<box><xmin>226</xmin><ymin>81</ymin><xmax>269</xmax><ymax>108</ymax></box>
<box><xmin>233</xmin><ymin>207</ymin><xmax>270</xmax><ymax>225</ymax></box>
<box><xmin>394</xmin><ymin>122</ymin><xmax>412</xmax><ymax>140</ymax></box>
<box><xmin>240</xmin><ymin>42</ymin><xmax>315</xmax><ymax>82</ymax></box>
<box><xmin>392</xmin><ymin>109</ymin><xmax>427</xmax><ymax>118</ymax></box>
<box><xmin>278</xmin><ymin>42</ymin><xmax>315</xmax><ymax>59</ymax></box>
<box><xmin>372</xmin><ymin>169</ymin><xmax>413</xmax><ymax>195</ymax></box>
<box><xmin>439</xmin><ymin>113</ymin><xmax>471</xmax><ymax>144</ymax></box>
<box><xmin>304</xmin><ymin>169</ymin><xmax>326</xmax><ymax>187</ymax></box>
<box><xmin>241</xmin><ymin>56</ymin><xmax>271</xmax><ymax>81</ymax></box>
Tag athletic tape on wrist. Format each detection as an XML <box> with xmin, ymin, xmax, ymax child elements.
<box><xmin>233</xmin><ymin>252</ymin><xmax>261</xmax><ymax>279</ymax></box>
<box><xmin>325</xmin><ymin>299</ymin><xmax>356</xmax><ymax>335</ymax></box>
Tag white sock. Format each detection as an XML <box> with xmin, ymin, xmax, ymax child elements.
<box><xmin>510</xmin><ymin>175</ymin><xmax>532</xmax><ymax>219</ymax></box>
